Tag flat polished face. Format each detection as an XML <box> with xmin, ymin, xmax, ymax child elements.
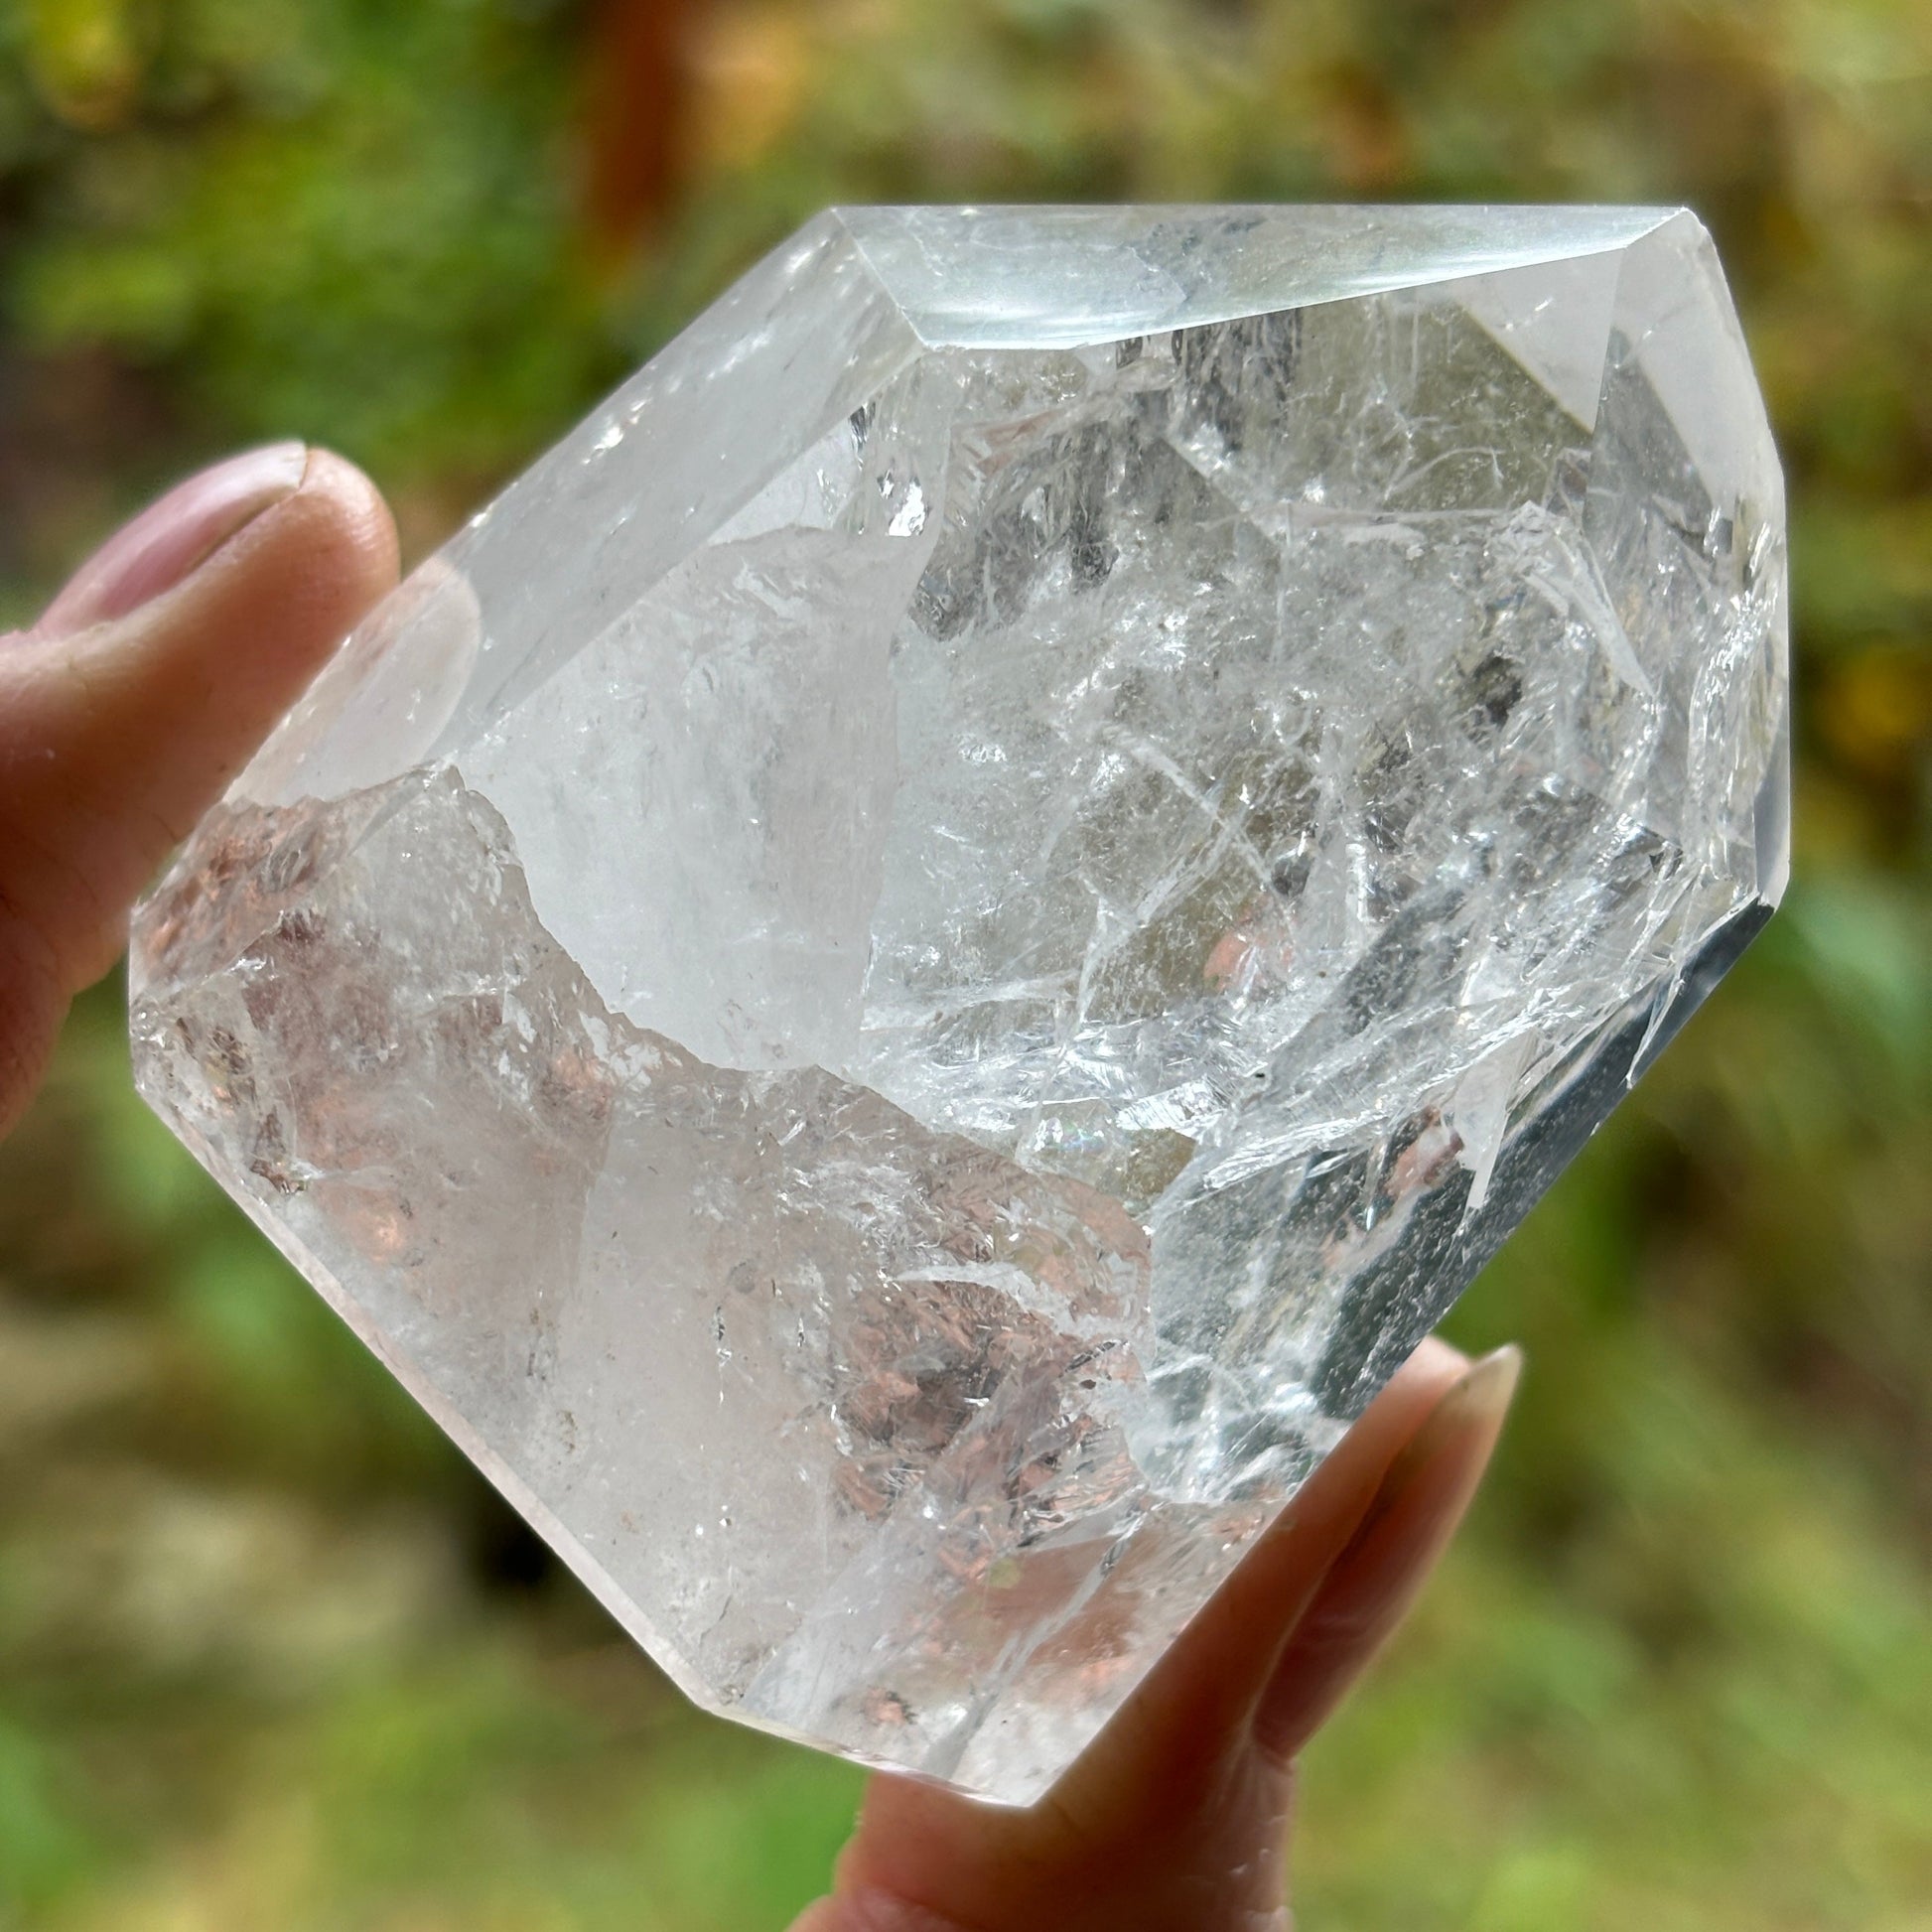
<box><xmin>834</xmin><ymin>202</ymin><xmax>1678</xmax><ymax>346</ymax></box>
<box><xmin>130</xmin><ymin>206</ymin><xmax>1786</xmax><ymax>1803</ymax></box>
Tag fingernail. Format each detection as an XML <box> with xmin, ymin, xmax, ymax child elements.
<box><xmin>1428</xmin><ymin>1343</ymin><xmax>1523</xmax><ymax>1440</ymax></box>
<box><xmin>1356</xmin><ymin>1344</ymin><xmax>1522</xmax><ymax>1537</ymax></box>
<box><xmin>37</xmin><ymin>442</ymin><xmax>308</xmax><ymax>639</ymax></box>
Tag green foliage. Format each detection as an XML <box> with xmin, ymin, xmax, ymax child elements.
<box><xmin>3</xmin><ymin>0</ymin><xmax>606</xmax><ymax>486</ymax></box>
<box><xmin>1</xmin><ymin>0</ymin><xmax>1927</xmax><ymax>1925</ymax></box>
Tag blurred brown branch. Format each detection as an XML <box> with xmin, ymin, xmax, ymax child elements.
<box><xmin>582</xmin><ymin>0</ymin><xmax>710</xmax><ymax>261</ymax></box>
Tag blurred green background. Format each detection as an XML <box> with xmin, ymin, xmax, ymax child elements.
<box><xmin>1</xmin><ymin>1</ymin><xmax>1928</xmax><ymax>1926</ymax></box>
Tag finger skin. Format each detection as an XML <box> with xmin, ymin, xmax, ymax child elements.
<box><xmin>1253</xmin><ymin>1345</ymin><xmax>1521</xmax><ymax>1764</ymax></box>
<box><xmin>0</xmin><ymin>449</ymin><xmax>398</xmax><ymax>1135</ymax></box>
<box><xmin>800</xmin><ymin>1335</ymin><xmax>1515</xmax><ymax>1932</ymax></box>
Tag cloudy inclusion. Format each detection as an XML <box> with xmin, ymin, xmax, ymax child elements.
<box><xmin>129</xmin><ymin>207</ymin><xmax>1787</xmax><ymax>1803</ymax></box>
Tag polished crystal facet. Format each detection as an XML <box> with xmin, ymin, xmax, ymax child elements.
<box><xmin>130</xmin><ymin>207</ymin><xmax>1787</xmax><ymax>1803</ymax></box>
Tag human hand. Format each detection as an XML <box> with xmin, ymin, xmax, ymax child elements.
<box><xmin>0</xmin><ymin>444</ymin><xmax>397</xmax><ymax>1134</ymax></box>
<box><xmin>787</xmin><ymin>1333</ymin><xmax>1516</xmax><ymax>1932</ymax></box>
<box><xmin>0</xmin><ymin>451</ymin><xmax>1519</xmax><ymax>1932</ymax></box>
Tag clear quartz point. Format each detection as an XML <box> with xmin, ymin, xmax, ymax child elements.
<box><xmin>129</xmin><ymin>206</ymin><xmax>1788</xmax><ymax>1803</ymax></box>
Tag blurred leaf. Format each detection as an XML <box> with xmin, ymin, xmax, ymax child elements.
<box><xmin>0</xmin><ymin>1710</ymin><xmax>101</xmax><ymax>1914</ymax></box>
<box><xmin>21</xmin><ymin>0</ymin><xmax>147</xmax><ymax>132</ymax></box>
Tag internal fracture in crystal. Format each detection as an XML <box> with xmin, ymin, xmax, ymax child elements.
<box><xmin>129</xmin><ymin>206</ymin><xmax>1788</xmax><ymax>1803</ymax></box>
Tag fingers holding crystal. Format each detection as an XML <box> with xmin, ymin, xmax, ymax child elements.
<box><xmin>1252</xmin><ymin>1343</ymin><xmax>1521</xmax><ymax>1764</ymax></box>
<box><xmin>0</xmin><ymin>446</ymin><xmax>397</xmax><ymax>1135</ymax></box>
<box><xmin>798</xmin><ymin>1334</ymin><xmax>1511</xmax><ymax>1932</ymax></box>
<box><xmin>1039</xmin><ymin>1336</ymin><xmax>1474</xmax><ymax>1844</ymax></box>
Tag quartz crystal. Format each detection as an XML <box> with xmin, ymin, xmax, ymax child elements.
<box><xmin>129</xmin><ymin>207</ymin><xmax>1788</xmax><ymax>1803</ymax></box>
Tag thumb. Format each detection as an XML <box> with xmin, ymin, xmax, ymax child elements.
<box><xmin>0</xmin><ymin>443</ymin><xmax>398</xmax><ymax>1135</ymax></box>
